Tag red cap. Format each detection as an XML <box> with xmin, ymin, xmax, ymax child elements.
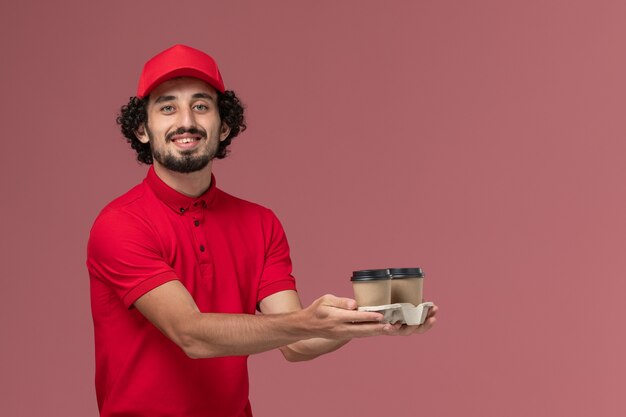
<box><xmin>136</xmin><ymin>44</ymin><xmax>225</xmax><ymax>98</ymax></box>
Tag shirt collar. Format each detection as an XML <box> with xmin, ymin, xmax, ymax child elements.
<box><xmin>145</xmin><ymin>166</ymin><xmax>218</xmax><ymax>214</ymax></box>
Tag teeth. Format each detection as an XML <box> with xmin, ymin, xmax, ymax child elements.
<box><xmin>175</xmin><ymin>137</ymin><xmax>196</xmax><ymax>144</ymax></box>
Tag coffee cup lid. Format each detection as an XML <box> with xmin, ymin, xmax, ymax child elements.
<box><xmin>351</xmin><ymin>269</ymin><xmax>390</xmax><ymax>281</ymax></box>
<box><xmin>389</xmin><ymin>267</ymin><xmax>425</xmax><ymax>278</ymax></box>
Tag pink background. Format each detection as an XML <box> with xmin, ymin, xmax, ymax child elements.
<box><xmin>1</xmin><ymin>1</ymin><xmax>625</xmax><ymax>416</ymax></box>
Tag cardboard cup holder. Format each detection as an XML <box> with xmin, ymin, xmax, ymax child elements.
<box><xmin>358</xmin><ymin>302</ymin><xmax>434</xmax><ymax>325</ymax></box>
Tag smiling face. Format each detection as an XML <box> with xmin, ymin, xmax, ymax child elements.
<box><xmin>136</xmin><ymin>77</ymin><xmax>231</xmax><ymax>174</ymax></box>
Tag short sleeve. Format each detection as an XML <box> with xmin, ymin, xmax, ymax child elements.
<box><xmin>87</xmin><ymin>209</ymin><xmax>178</xmax><ymax>308</ymax></box>
<box><xmin>257</xmin><ymin>210</ymin><xmax>297</xmax><ymax>302</ymax></box>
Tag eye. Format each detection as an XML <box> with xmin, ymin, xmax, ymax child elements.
<box><xmin>160</xmin><ymin>105</ymin><xmax>175</xmax><ymax>113</ymax></box>
<box><xmin>193</xmin><ymin>104</ymin><xmax>209</xmax><ymax>111</ymax></box>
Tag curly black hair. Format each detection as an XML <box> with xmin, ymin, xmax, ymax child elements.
<box><xmin>116</xmin><ymin>90</ymin><xmax>246</xmax><ymax>164</ymax></box>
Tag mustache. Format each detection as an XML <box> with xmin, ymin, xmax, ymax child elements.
<box><xmin>165</xmin><ymin>127</ymin><xmax>208</xmax><ymax>142</ymax></box>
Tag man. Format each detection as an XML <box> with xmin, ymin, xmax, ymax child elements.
<box><xmin>87</xmin><ymin>44</ymin><xmax>437</xmax><ymax>417</ymax></box>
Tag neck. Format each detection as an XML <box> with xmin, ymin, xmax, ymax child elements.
<box><xmin>152</xmin><ymin>161</ymin><xmax>214</xmax><ymax>197</ymax></box>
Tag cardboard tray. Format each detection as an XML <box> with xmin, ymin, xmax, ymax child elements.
<box><xmin>357</xmin><ymin>302</ymin><xmax>434</xmax><ymax>325</ymax></box>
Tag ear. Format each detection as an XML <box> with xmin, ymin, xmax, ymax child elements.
<box><xmin>135</xmin><ymin>124</ymin><xmax>149</xmax><ymax>144</ymax></box>
<box><xmin>219</xmin><ymin>122</ymin><xmax>231</xmax><ymax>142</ymax></box>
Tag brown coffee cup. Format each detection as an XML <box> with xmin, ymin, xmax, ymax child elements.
<box><xmin>389</xmin><ymin>267</ymin><xmax>424</xmax><ymax>306</ymax></box>
<box><xmin>351</xmin><ymin>269</ymin><xmax>391</xmax><ymax>307</ymax></box>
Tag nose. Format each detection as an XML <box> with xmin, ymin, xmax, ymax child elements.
<box><xmin>177</xmin><ymin>106</ymin><xmax>197</xmax><ymax>128</ymax></box>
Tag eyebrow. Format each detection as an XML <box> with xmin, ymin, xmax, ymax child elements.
<box><xmin>192</xmin><ymin>93</ymin><xmax>216</xmax><ymax>101</ymax></box>
<box><xmin>154</xmin><ymin>95</ymin><xmax>176</xmax><ymax>104</ymax></box>
<box><xmin>154</xmin><ymin>92</ymin><xmax>216</xmax><ymax>104</ymax></box>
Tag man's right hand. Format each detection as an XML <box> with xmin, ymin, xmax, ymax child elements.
<box><xmin>298</xmin><ymin>294</ymin><xmax>390</xmax><ymax>339</ymax></box>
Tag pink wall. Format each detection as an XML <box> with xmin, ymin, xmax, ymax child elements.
<box><xmin>1</xmin><ymin>1</ymin><xmax>625</xmax><ymax>416</ymax></box>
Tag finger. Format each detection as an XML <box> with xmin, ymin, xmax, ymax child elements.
<box><xmin>415</xmin><ymin>316</ymin><xmax>437</xmax><ymax>333</ymax></box>
<box><xmin>382</xmin><ymin>322</ymin><xmax>403</xmax><ymax>332</ymax></box>
<box><xmin>385</xmin><ymin>315</ymin><xmax>437</xmax><ymax>336</ymax></box>
<box><xmin>320</xmin><ymin>294</ymin><xmax>358</xmax><ymax>311</ymax></box>
<box><xmin>427</xmin><ymin>305</ymin><xmax>439</xmax><ymax>317</ymax></box>
<box><xmin>332</xmin><ymin>309</ymin><xmax>383</xmax><ymax>323</ymax></box>
<box><xmin>383</xmin><ymin>322</ymin><xmax>414</xmax><ymax>336</ymax></box>
<box><xmin>342</xmin><ymin>322</ymin><xmax>388</xmax><ymax>338</ymax></box>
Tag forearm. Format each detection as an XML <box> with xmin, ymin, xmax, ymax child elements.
<box><xmin>281</xmin><ymin>338</ymin><xmax>351</xmax><ymax>362</ymax></box>
<box><xmin>136</xmin><ymin>283</ymin><xmax>389</xmax><ymax>359</ymax></box>
<box><xmin>179</xmin><ymin>310</ymin><xmax>310</xmax><ymax>358</ymax></box>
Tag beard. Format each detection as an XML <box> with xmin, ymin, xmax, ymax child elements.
<box><xmin>147</xmin><ymin>125</ymin><xmax>216</xmax><ymax>173</ymax></box>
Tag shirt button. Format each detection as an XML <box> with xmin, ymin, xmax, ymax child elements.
<box><xmin>179</xmin><ymin>208</ymin><xmax>185</xmax><ymax>213</ymax></box>
<box><xmin>194</xmin><ymin>220</ymin><xmax>200</xmax><ymax>227</ymax></box>
<box><xmin>199</xmin><ymin>245</ymin><xmax>205</xmax><ymax>252</ymax></box>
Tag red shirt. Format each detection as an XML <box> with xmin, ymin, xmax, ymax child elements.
<box><xmin>87</xmin><ymin>167</ymin><xmax>296</xmax><ymax>417</ymax></box>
